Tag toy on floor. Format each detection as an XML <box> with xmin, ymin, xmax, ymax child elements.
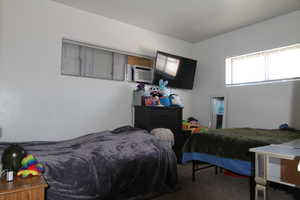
<box><xmin>182</xmin><ymin>117</ymin><xmax>208</xmax><ymax>134</ymax></box>
<box><xmin>17</xmin><ymin>154</ymin><xmax>44</xmax><ymax>178</ymax></box>
<box><xmin>279</xmin><ymin>123</ymin><xmax>296</xmax><ymax>131</ymax></box>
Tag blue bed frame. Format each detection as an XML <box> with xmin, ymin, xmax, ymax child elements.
<box><xmin>182</xmin><ymin>152</ymin><xmax>252</xmax><ymax>176</ymax></box>
<box><xmin>182</xmin><ymin>152</ymin><xmax>255</xmax><ymax>200</ymax></box>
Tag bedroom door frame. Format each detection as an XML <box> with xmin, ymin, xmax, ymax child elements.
<box><xmin>209</xmin><ymin>95</ymin><xmax>227</xmax><ymax>129</ymax></box>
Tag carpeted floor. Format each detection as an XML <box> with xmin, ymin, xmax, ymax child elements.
<box><xmin>155</xmin><ymin>164</ymin><xmax>297</xmax><ymax>200</ymax></box>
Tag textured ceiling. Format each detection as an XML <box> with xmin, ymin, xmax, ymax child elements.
<box><xmin>52</xmin><ymin>0</ymin><xmax>300</xmax><ymax>43</ymax></box>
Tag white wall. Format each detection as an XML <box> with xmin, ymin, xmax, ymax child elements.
<box><xmin>3</xmin><ymin>0</ymin><xmax>298</xmax><ymax>142</ymax></box>
<box><xmin>192</xmin><ymin>10</ymin><xmax>300</xmax><ymax>129</ymax></box>
<box><xmin>0</xmin><ymin>0</ymin><xmax>194</xmax><ymax>142</ymax></box>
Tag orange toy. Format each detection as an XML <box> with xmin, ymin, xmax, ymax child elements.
<box><xmin>182</xmin><ymin>120</ymin><xmax>208</xmax><ymax>134</ymax></box>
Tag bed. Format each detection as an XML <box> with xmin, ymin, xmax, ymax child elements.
<box><xmin>182</xmin><ymin>128</ymin><xmax>300</xmax><ymax>199</ymax></box>
<box><xmin>0</xmin><ymin>127</ymin><xmax>178</xmax><ymax>200</ymax></box>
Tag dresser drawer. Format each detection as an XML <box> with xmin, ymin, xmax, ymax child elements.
<box><xmin>0</xmin><ymin>190</ymin><xmax>30</xmax><ymax>200</ymax></box>
<box><xmin>0</xmin><ymin>188</ymin><xmax>45</xmax><ymax>200</ymax></box>
<box><xmin>0</xmin><ymin>176</ymin><xmax>47</xmax><ymax>200</ymax></box>
<box><xmin>147</xmin><ymin>109</ymin><xmax>181</xmax><ymax>131</ymax></box>
<box><xmin>134</xmin><ymin>106</ymin><xmax>182</xmax><ymax>134</ymax></box>
<box><xmin>281</xmin><ymin>159</ymin><xmax>300</xmax><ymax>186</ymax></box>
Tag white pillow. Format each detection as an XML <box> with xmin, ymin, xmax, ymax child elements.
<box><xmin>150</xmin><ymin>128</ymin><xmax>174</xmax><ymax>148</ymax></box>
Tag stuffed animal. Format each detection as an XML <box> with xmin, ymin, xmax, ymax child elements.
<box><xmin>17</xmin><ymin>154</ymin><xmax>44</xmax><ymax>178</ymax></box>
<box><xmin>136</xmin><ymin>83</ymin><xmax>145</xmax><ymax>91</ymax></box>
<box><xmin>159</xmin><ymin>79</ymin><xmax>170</xmax><ymax>97</ymax></box>
<box><xmin>169</xmin><ymin>94</ymin><xmax>183</xmax><ymax>107</ymax></box>
<box><xmin>160</xmin><ymin>96</ymin><xmax>171</xmax><ymax>106</ymax></box>
<box><xmin>149</xmin><ymin>87</ymin><xmax>162</xmax><ymax>98</ymax></box>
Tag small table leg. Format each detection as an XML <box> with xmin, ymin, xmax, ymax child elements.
<box><xmin>254</xmin><ymin>152</ymin><xmax>268</xmax><ymax>200</ymax></box>
<box><xmin>255</xmin><ymin>182</ymin><xmax>267</xmax><ymax>200</ymax></box>
<box><xmin>249</xmin><ymin>177</ymin><xmax>255</xmax><ymax>200</ymax></box>
<box><xmin>192</xmin><ymin>160</ymin><xmax>196</xmax><ymax>182</ymax></box>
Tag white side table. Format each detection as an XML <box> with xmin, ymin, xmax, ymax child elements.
<box><xmin>250</xmin><ymin>139</ymin><xmax>300</xmax><ymax>200</ymax></box>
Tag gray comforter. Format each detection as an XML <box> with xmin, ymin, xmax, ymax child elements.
<box><xmin>0</xmin><ymin>128</ymin><xmax>177</xmax><ymax>200</ymax></box>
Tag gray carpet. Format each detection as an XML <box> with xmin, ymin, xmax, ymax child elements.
<box><xmin>155</xmin><ymin>164</ymin><xmax>296</xmax><ymax>200</ymax></box>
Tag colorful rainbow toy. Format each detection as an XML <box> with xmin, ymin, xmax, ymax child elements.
<box><xmin>17</xmin><ymin>154</ymin><xmax>44</xmax><ymax>178</ymax></box>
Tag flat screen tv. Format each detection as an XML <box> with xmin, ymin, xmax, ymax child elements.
<box><xmin>153</xmin><ymin>51</ymin><xmax>197</xmax><ymax>89</ymax></box>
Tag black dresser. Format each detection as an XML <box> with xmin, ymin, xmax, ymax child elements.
<box><xmin>134</xmin><ymin>106</ymin><xmax>188</xmax><ymax>163</ymax></box>
<box><xmin>134</xmin><ymin>106</ymin><xmax>182</xmax><ymax>134</ymax></box>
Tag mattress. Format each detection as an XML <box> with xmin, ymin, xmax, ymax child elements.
<box><xmin>182</xmin><ymin>128</ymin><xmax>300</xmax><ymax>176</ymax></box>
<box><xmin>182</xmin><ymin>128</ymin><xmax>300</xmax><ymax>162</ymax></box>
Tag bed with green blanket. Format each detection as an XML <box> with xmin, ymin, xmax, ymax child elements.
<box><xmin>182</xmin><ymin>128</ymin><xmax>300</xmax><ymax>176</ymax></box>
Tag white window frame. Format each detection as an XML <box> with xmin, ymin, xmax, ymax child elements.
<box><xmin>226</xmin><ymin>44</ymin><xmax>300</xmax><ymax>87</ymax></box>
<box><xmin>61</xmin><ymin>38</ymin><xmax>154</xmax><ymax>82</ymax></box>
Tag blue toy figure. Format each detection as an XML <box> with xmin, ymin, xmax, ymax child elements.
<box><xmin>160</xmin><ymin>96</ymin><xmax>171</xmax><ymax>106</ymax></box>
<box><xmin>159</xmin><ymin>79</ymin><xmax>170</xmax><ymax>97</ymax></box>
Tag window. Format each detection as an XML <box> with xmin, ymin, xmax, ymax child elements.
<box><xmin>61</xmin><ymin>39</ymin><xmax>126</xmax><ymax>81</ymax></box>
<box><xmin>226</xmin><ymin>44</ymin><xmax>300</xmax><ymax>86</ymax></box>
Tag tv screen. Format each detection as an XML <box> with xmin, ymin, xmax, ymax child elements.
<box><xmin>153</xmin><ymin>51</ymin><xmax>197</xmax><ymax>89</ymax></box>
